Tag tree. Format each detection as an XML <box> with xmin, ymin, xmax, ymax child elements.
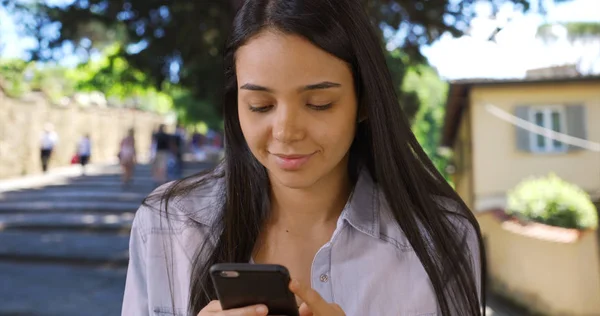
<box><xmin>4</xmin><ymin>0</ymin><xmax>558</xmax><ymax>124</ymax></box>
<box><xmin>537</xmin><ymin>22</ymin><xmax>600</xmax><ymax>42</ymax></box>
<box><xmin>537</xmin><ymin>22</ymin><xmax>600</xmax><ymax>74</ymax></box>
<box><xmin>0</xmin><ymin>59</ymin><xmax>30</xmax><ymax>97</ymax></box>
<box><xmin>403</xmin><ymin>64</ymin><xmax>451</xmax><ymax>181</ymax></box>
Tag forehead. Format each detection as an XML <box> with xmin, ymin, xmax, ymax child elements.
<box><xmin>235</xmin><ymin>30</ymin><xmax>352</xmax><ymax>87</ymax></box>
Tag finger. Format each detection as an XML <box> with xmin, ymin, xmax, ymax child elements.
<box><xmin>218</xmin><ymin>304</ymin><xmax>268</xmax><ymax>316</ymax></box>
<box><xmin>298</xmin><ymin>303</ymin><xmax>313</xmax><ymax>316</ymax></box>
<box><xmin>289</xmin><ymin>280</ymin><xmax>329</xmax><ymax>313</ymax></box>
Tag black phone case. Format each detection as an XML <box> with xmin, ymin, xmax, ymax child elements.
<box><xmin>210</xmin><ymin>263</ymin><xmax>299</xmax><ymax>316</ymax></box>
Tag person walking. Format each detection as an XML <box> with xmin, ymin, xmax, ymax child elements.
<box><xmin>174</xmin><ymin>124</ymin><xmax>187</xmax><ymax>178</ymax></box>
<box><xmin>77</xmin><ymin>134</ymin><xmax>92</xmax><ymax>175</ymax></box>
<box><xmin>151</xmin><ymin>124</ymin><xmax>170</xmax><ymax>186</ymax></box>
<box><xmin>119</xmin><ymin>128</ymin><xmax>137</xmax><ymax>187</ymax></box>
<box><xmin>40</xmin><ymin>123</ymin><xmax>58</xmax><ymax>173</ymax></box>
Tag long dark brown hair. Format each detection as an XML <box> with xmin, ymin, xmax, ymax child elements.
<box><xmin>148</xmin><ymin>0</ymin><xmax>486</xmax><ymax>315</ymax></box>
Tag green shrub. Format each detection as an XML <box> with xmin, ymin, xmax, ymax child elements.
<box><xmin>507</xmin><ymin>173</ymin><xmax>598</xmax><ymax>230</ymax></box>
<box><xmin>0</xmin><ymin>78</ymin><xmax>29</xmax><ymax>98</ymax></box>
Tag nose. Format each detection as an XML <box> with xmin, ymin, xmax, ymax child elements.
<box><xmin>272</xmin><ymin>104</ymin><xmax>305</xmax><ymax>143</ymax></box>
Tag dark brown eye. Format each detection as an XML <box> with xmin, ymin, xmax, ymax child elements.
<box><xmin>307</xmin><ymin>103</ymin><xmax>333</xmax><ymax>111</ymax></box>
<box><xmin>249</xmin><ymin>105</ymin><xmax>274</xmax><ymax>113</ymax></box>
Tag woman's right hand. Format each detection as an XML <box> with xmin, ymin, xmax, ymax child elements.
<box><xmin>197</xmin><ymin>300</ymin><xmax>269</xmax><ymax>316</ymax></box>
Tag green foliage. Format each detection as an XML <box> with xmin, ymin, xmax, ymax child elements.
<box><xmin>5</xmin><ymin>0</ymin><xmax>560</xmax><ymax>125</ymax></box>
<box><xmin>403</xmin><ymin>64</ymin><xmax>451</xmax><ymax>182</ymax></box>
<box><xmin>31</xmin><ymin>64</ymin><xmax>77</xmax><ymax>104</ymax></box>
<box><xmin>507</xmin><ymin>173</ymin><xmax>598</xmax><ymax>230</ymax></box>
<box><xmin>538</xmin><ymin>22</ymin><xmax>600</xmax><ymax>42</ymax></box>
<box><xmin>0</xmin><ymin>59</ymin><xmax>30</xmax><ymax>98</ymax></box>
<box><xmin>68</xmin><ymin>44</ymin><xmax>151</xmax><ymax>97</ymax></box>
<box><xmin>67</xmin><ymin>47</ymin><xmax>174</xmax><ymax>112</ymax></box>
<box><xmin>0</xmin><ymin>59</ymin><xmax>78</xmax><ymax>102</ymax></box>
<box><xmin>0</xmin><ymin>55</ymin><xmax>172</xmax><ymax>114</ymax></box>
<box><xmin>169</xmin><ymin>87</ymin><xmax>222</xmax><ymax>130</ymax></box>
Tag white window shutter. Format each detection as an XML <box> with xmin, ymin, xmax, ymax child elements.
<box><xmin>565</xmin><ymin>105</ymin><xmax>587</xmax><ymax>151</ymax></box>
<box><xmin>515</xmin><ymin>106</ymin><xmax>531</xmax><ymax>152</ymax></box>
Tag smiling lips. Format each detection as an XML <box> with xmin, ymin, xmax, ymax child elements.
<box><xmin>272</xmin><ymin>152</ymin><xmax>315</xmax><ymax>170</ymax></box>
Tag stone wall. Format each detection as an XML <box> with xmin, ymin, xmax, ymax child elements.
<box><xmin>0</xmin><ymin>90</ymin><xmax>168</xmax><ymax>179</ymax></box>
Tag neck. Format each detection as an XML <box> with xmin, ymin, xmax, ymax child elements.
<box><xmin>268</xmin><ymin>165</ymin><xmax>351</xmax><ymax>229</ymax></box>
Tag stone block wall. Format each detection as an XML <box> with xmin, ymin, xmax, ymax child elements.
<box><xmin>0</xmin><ymin>90</ymin><xmax>167</xmax><ymax>179</ymax></box>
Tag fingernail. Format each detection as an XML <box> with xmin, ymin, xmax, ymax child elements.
<box><xmin>256</xmin><ymin>305</ymin><xmax>267</xmax><ymax>314</ymax></box>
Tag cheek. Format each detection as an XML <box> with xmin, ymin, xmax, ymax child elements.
<box><xmin>238</xmin><ymin>112</ymin><xmax>269</xmax><ymax>151</ymax></box>
<box><xmin>316</xmin><ymin>113</ymin><xmax>356</xmax><ymax>154</ymax></box>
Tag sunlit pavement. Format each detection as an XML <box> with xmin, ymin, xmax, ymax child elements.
<box><xmin>0</xmin><ymin>161</ymin><xmax>529</xmax><ymax>316</ymax></box>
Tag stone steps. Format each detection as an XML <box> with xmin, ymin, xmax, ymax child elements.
<box><xmin>0</xmin><ymin>200</ymin><xmax>141</xmax><ymax>214</ymax></box>
<box><xmin>0</xmin><ymin>212</ymin><xmax>134</xmax><ymax>232</ymax></box>
<box><xmin>0</xmin><ymin>159</ymin><xmax>220</xmax><ymax>316</ymax></box>
<box><xmin>0</xmin><ymin>262</ymin><xmax>126</xmax><ymax>316</ymax></box>
<box><xmin>40</xmin><ymin>182</ymin><xmax>157</xmax><ymax>191</ymax></box>
<box><xmin>0</xmin><ymin>230</ymin><xmax>130</xmax><ymax>265</ymax></box>
<box><xmin>14</xmin><ymin>185</ymin><xmax>155</xmax><ymax>194</ymax></box>
<box><xmin>0</xmin><ymin>190</ymin><xmax>148</xmax><ymax>203</ymax></box>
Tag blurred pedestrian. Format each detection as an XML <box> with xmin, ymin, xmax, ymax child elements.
<box><xmin>40</xmin><ymin>123</ymin><xmax>58</xmax><ymax>173</ymax></box>
<box><xmin>190</xmin><ymin>128</ymin><xmax>207</xmax><ymax>161</ymax></box>
<box><xmin>174</xmin><ymin>124</ymin><xmax>187</xmax><ymax>177</ymax></box>
<box><xmin>119</xmin><ymin>128</ymin><xmax>137</xmax><ymax>187</ymax></box>
<box><xmin>151</xmin><ymin>124</ymin><xmax>170</xmax><ymax>186</ymax></box>
<box><xmin>149</xmin><ymin>126</ymin><xmax>158</xmax><ymax>161</ymax></box>
<box><xmin>77</xmin><ymin>134</ymin><xmax>91</xmax><ymax>175</ymax></box>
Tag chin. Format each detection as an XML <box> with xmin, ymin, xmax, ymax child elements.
<box><xmin>268</xmin><ymin>169</ymin><xmax>321</xmax><ymax>189</ymax></box>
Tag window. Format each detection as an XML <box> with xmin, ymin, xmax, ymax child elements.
<box><xmin>515</xmin><ymin>104</ymin><xmax>585</xmax><ymax>154</ymax></box>
<box><xmin>528</xmin><ymin>106</ymin><xmax>567</xmax><ymax>153</ymax></box>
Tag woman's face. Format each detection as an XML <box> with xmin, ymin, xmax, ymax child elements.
<box><xmin>236</xmin><ymin>30</ymin><xmax>358</xmax><ymax>189</ymax></box>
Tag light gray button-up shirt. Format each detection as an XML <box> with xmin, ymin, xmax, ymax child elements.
<box><xmin>122</xmin><ymin>170</ymin><xmax>481</xmax><ymax>316</ymax></box>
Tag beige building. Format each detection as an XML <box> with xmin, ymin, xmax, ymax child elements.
<box><xmin>441</xmin><ymin>75</ymin><xmax>600</xmax><ymax>212</ymax></box>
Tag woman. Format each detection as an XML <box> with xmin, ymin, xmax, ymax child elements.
<box><xmin>122</xmin><ymin>1</ymin><xmax>485</xmax><ymax>315</ymax></box>
<box><xmin>119</xmin><ymin>128</ymin><xmax>137</xmax><ymax>187</ymax></box>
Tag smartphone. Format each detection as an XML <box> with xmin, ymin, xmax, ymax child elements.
<box><xmin>210</xmin><ymin>263</ymin><xmax>299</xmax><ymax>316</ymax></box>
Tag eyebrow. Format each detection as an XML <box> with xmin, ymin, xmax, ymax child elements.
<box><xmin>239</xmin><ymin>81</ymin><xmax>342</xmax><ymax>93</ymax></box>
<box><xmin>302</xmin><ymin>81</ymin><xmax>342</xmax><ymax>91</ymax></box>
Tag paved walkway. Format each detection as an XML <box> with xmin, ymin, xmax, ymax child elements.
<box><xmin>0</xmin><ymin>162</ymin><xmax>529</xmax><ymax>316</ymax></box>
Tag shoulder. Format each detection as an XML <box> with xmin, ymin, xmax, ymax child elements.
<box><xmin>376</xmin><ymin>192</ymin><xmax>480</xmax><ymax>252</ymax></box>
<box><xmin>133</xmin><ymin>167</ymin><xmax>225</xmax><ymax>236</ymax></box>
<box><xmin>432</xmin><ymin>196</ymin><xmax>482</xmax><ymax>285</ymax></box>
<box><xmin>433</xmin><ymin>196</ymin><xmax>480</xmax><ymax>245</ymax></box>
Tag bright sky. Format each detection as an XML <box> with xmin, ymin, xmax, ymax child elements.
<box><xmin>422</xmin><ymin>0</ymin><xmax>600</xmax><ymax>79</ymax></box>
<box><xmin>0</xmin><ymin>0</ymin><xmax>599</xmax><ymax>79</ymax></box>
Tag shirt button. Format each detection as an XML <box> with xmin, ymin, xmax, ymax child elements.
<box><xmin>319</xmin><ymin>274</ymin><xmax>329</xmax><ymax>283</ymax></box>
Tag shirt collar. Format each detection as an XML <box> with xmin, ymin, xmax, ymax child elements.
<box><xmin>338</xmin><ymin>168</ymin><xmax>381</xmax><ymax>239</ymax></box>
<box><xmin>182</xmin><ymin>167</ymin><xmax>382</xmax><ymax>240</ymax></box>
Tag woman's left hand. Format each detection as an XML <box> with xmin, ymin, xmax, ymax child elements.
<box><xmin>289</xmin><ymin>280</ymin><xmax>346</xmax><ymax>316</ymax></box>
